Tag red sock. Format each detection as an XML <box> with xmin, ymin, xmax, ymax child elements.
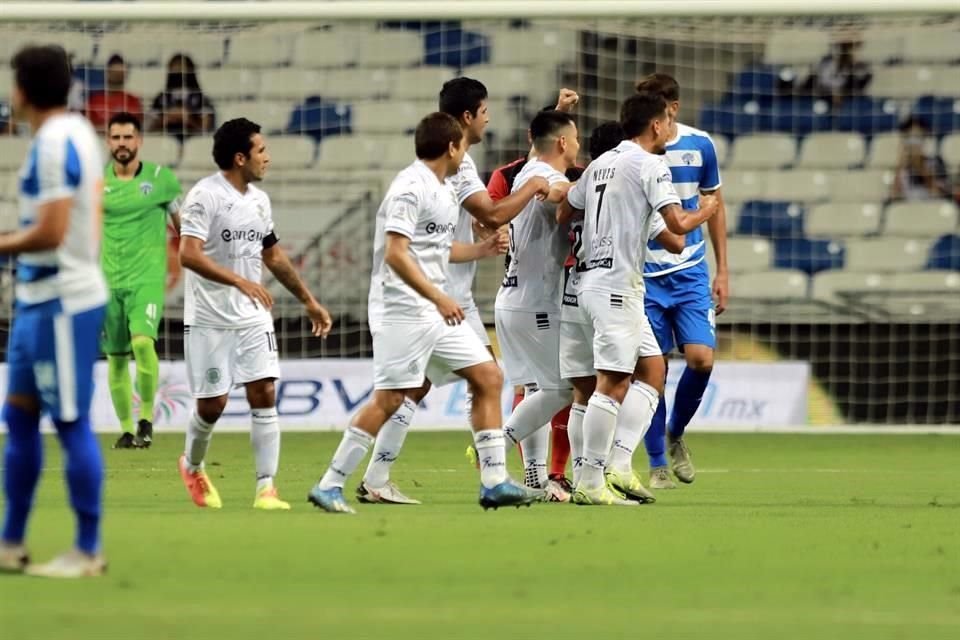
<box><xmin>512</xmin><ymin>391</ymin><xmax>525</xmax><ymax>462</ymax></box>
<box><xmin>549</xmin><ymin>405</ymin><xmax>572</xmax><ymax>477</ymax></box>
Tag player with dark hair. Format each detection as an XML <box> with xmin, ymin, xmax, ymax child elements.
<box><xmin>625</xmin><ymin>73</ymin><xmax>729</xmax><ymax>489</ymax></box>
<box><xmin>102</xmin><ymin>111</ymin><xmax>182</xmax><ymax>450</ymax></box>
<box><xmin>308</xmin><ymin>113</ymin><xmax>538</xmax><ymax>513</ymax></box>
<box><xmin>177</xmin><ymin>118</ymin><xmax>332</xmax><ymax>511</ymax></box>
<box><xmin>0</xmin><ymin>45</ymin><xmax>108</xmax><ymax>577</ymax></box>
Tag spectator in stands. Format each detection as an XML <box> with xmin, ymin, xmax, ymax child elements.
<box><xmin>892</xmin><ymin>117</ymin><xmax>951</xmax><ymax>201</ymax></box>
<box><xmin>148</xmin><ymin>53</ymin><xmax>214</xmax><ymax>137</ymax></box>
<box><xmin>802</xmin><ymin>40</ymin><xmax>871</xmax><ymax>108</ymax></box>
<box><xmin>86</xmin><ymin>54</ymin><xmax>143</xmax><ymax>132</ymax></box>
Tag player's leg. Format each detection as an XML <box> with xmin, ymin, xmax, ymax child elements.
<box><xmin>179</xmin><ymin>325</ymin><xmax>232</xmax><ymax>509</ymax></box>
<box><xmin>103</xmin><ymin>289</ymin><xmax>136</xmax><ymax>448</ymax></box>
<box><xmin>127</xmin><ymin>282</ymin><xmax>165</xmax><ymax>448</ymax></box>
<box><xmin>309</xmin><ymin>322</ymin><xmax>437</xmax><ymax>513</ymax></box>
<box><xmin>27</xmin><ymin>305</ymin><xmax>108</xmax><ymax>578</ymax></box>
<box><xmin>642</xmin><ymin>296</ymin><xmax>675</xmax><ymax>480</ymax></box>
<box><xmin>358</xmin><ymin>378</ymin><xmax>431</xmax><ymax>505</ymax></box>
<box><xmin>559</xmin><ymin>312</ymin><xmax>596</xmax><ymax>489</ymax></box>
<box><xmin>567</xmin><ymin>378</ymin><xmax>594</xmax><ymax>487</ymax></box>
<box><xmin>0</xmin><ymin>314</ymin><xmax>43</xmax><ymax>573</ymax></box>
<box><xmin>667</xmin><ymin>303</ymin><xmax>717</xmax><ymax>484</ymax></box>
<box><xmin>548</xmin><ymin>405</ymin><xmax>572</xmax><ymax>489</ymax></box>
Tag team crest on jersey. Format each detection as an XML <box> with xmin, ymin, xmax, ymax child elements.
<box><xmin>139</xmin><ymin>181</ymin><xmax>154</xmax><ymax>196</ymax></box>
<box><xmin>407</xmin><ymin>361</ymin><xmax>420</xmax><ymax>375</ymax></box>
<box><xmin>682</xmin><ymin>152</ymin><xmax>696</xmax><ymax>166</ymax></box>
<box><xmin>205</xmin><ymin>368</ymin><xmax>221</xmax><ymax>384</ymax></box>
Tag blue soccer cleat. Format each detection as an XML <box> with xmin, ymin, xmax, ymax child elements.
<box><xmin>307</xmin><ymin>485</ymin><xmax>356</xmax><ymax>514</ymax></box>
<box><xmin>478</xmin><ymin>479</ymin><xmax>544</xmax><ymax>510</ymax></box>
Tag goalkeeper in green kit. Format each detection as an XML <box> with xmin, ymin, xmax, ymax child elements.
<box><xmin>102</xmin><ymin>112</ymin><xmax>182</xmax><ymax>449</ymax></box>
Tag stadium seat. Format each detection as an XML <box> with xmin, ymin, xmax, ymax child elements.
<box><xmin>770</xmin><ymin>98</ymin><xmax>833</xmax><ymax>135</ymax></box>
<box><xmin>828</xmin><ymin>170</ymin><xmax>894</xmax><ymax>203</ymax></box>
<box><xmin>797</xmin><ymin>132</ymin><xmax>866</xmax><ymax>169</ymax></box>
<box><xmin>164</xmin><ymin>32</ymin><xmax>229</xmax><ymax>68</ymax></box>
<box><xmin>858</xmin><ymin>29</ymin><xmax>904</xmax><ymax>64</ymax></box>
<box><xmin>843</xmin><ymin>237</ymin><xmax>931</xmax><ymax>272</ymax></box>
<box><xmin>868</xmin><ymin>65</ymin><xmax>948</xmax><ymax>98</ymax></box>
<box><xmin>914</xmin><ymin>97</ymin><xmax>960</xmax><ymax>136</ymax></box>
<box><xmin>287</xmin><ymin>98</ymin><xmax>352</xmax><ymax>140</ymax></box>
<box><xmin>200</xmin><ymin>68</ymin><xmax>261</xmax><ymax>101</ymax></box>
<box><xmin>865</xmin><ymin>132</ymin><xmax>901</xmax><ymax>169</ymax></box>
<box><xmin>462</xmin><ymin>64</ymin><xmax>551</xmax><ymax>102</ymax></box>
<box><xmin>736</xmin><ymin>201</ymin><xmax>805</xmax><ymax>239</ymax></box>
<box><xmin>763</xmin><ymin>30</ymin><xmax>830</xmax><ymax>66</ymax></box>
<box><xmin>722</xmin><ymin>237</ymin><xmax>772</xmax><ymax>273</ymax></box>
<box><xmin>806</xmin><ymin>202</ymin><xmax>883</xmax><ymax>236</ymax></box>
<box><xmin>179</xmin><ymin>137</ymin><xmax>215</xmax><ymax>171</ymax></box>
<box><xmin>265</xmin><ymin>135</ymin><xmax>317</xmax><ymax>170</ymax></box>
<box><xmin>487</xmin><ymin>28</ymin><xmax>578</xmax><ymax>66</ymax></box>
<box><xmin>732</xmin><ymin>269</ymin><xmax>809</xmax><ymax>299</ymax></box>
<box><xmin>390</xmin><ymin>67</ymin><xmax>456</xmax><ymax>100</ymax></box>
<box><xmin>902</xmin><ymin>29</ymin><xmax>960</xmax><ymax>63</ymax></box>
<box><xmin>811</xmin><ymin>270</ymin><xmax>888</xmax><ymax>303</ymax></box>
<box><xmin>381</xmin><ymin>136</ymin><xmax>417</xmax><ymax>171</ymax></box>
<box><xmin>227</xmin><ymin>31</ymin><xmax>294</xmax><ymax>67</ymax></box>
<box><xmin>259</xmin><ymin>69</ymin><xmax>325</xmax><ymax>100</ymax></box>
<box><xmin>766</xmin><ymin>169</ymin><xmax>832</xmax><ymax>203</ymax></box>
<box><xmin>731</xmin><ymin>67</ymin><xmax>779</xmax><ymax>102</ymax></box>
<box><xmin>885</xmin><ymin>200</ymin><xmax>959</xmax><ymax>237</ymax></box>
<box><xmin>712</xmin><ymin>134</ymin><xmax>730</xmax><ymax>168</ymax></box>
<box><xmin>424</xmin><ymin>28</ymin><xmax>489</xmax><ymax>68</ymax></box>
<box><xmin>124</xmin><ymin>67</ymin><xmax>166</xmax><ymax>102</ymax></box>
<box><xmin>219</xmin><ymin>100</ymin><xmax>294</xmax><ymax>134</ymax></box>
<box><xmin>728</xmin><ymin>133</ymin><xmax>797</xmax><ymax>170</ymax></box>
<box><xmin>925</xmin><ymin>234</ymin><xmax>960</xmax><ymax>271</ymax></box>
<box><xmin>293</xmin><ymin>30</ymin><xmax>361</xmax><ymax>69</ymax></box>
<box><xmin>773</xmin><ymin>237</ymin><xmax>845</xmax><ymax>275</ymax></box>
<box><xmin>833</xmin><ymin>97</ymin><xmax>899</xmax><ymax>135</ymax></box>
<box><xmin>351</xmin><ymin>100</ymin><xmax>428</xmax><ymax>134</ymax></box>
<box><xmin>358</xmin><ymin>31</ymin><xmax>424</xmax><ymax>67</ymax></box>
<box><xmin>141</xmin><ymin>135</ymin><xmax>182</xmax><ymax>167</ymax></box>
<box><xmin>0</xmin><ymin>69</ymin><xmax>12</xmax><ymax>101</ymax></box>
<box><xmin>316</xmin><ymin>68</ymin><xmax>392</xmax><ymax>100</ymax></box>
<box><xmin>887</xmin><ymin>269</ymin><xmax>960</xmax><ymax>293</ymax></box>
<box><xmin>940</xmin><ymin>133</ymin><xmax>960</xmax><ymax>167</ymax></box>
<box><xmin>0</xmin><ymin>137</ymin><xmax>30</xmax><ymax>171</ymax></box>
<box><xmin>97</xmin><ymin>31</ymin><xmax>165</xmax><ymax>65</ymax></box>
<box><xmin>721</xmin><ymin>171</ymin><xmax>766</xmax><ymax>202</ymax></box>
<box><xmin>316</xmin><ymin>135</ymin><xmax>386</xmax><ymax>170</ymax></box>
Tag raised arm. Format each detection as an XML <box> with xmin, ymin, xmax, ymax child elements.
<box><xmin>659</xmin><ymin>196</ymin><xmax>718</xmax><ymax>235</ymax></box>
<box><xmin>463</xmin><ymin>177</ymin><xmax>550</xmax><ymax>229</ymax></box>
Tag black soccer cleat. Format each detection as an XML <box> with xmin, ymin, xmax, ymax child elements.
<box><xmin>113</xmin><ymin>432</ymin><xmax>138</xmax><ymax>449</ymax></box>
<box><xmin>135</xmin><ymin>420</ymin><xmax>153</xmax><ymax>449</ymax></box>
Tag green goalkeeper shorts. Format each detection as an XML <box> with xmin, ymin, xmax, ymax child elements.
<box><xmin>102</xmin><ymin>283</ymin><xmax>165</xmax><ymax>355</ymax></box>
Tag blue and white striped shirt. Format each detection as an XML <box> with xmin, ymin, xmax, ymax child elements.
<box><xmin>644</xmin><ymin>122</ymin><xmax>721</xmax><ymax>278</ymax></box>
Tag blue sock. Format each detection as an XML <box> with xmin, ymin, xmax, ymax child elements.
<box><xmin>643</xmin><ymin>397</ymin><xmax>668</xmax><ymax>469</ymax></box>
<box><xmin>2</xmin><ymin>404</ymin><xmax>43</xmax><ymax>544</ymax></box>
<box><xmin>54</xmin><ymin>416</ymin><xmax>103</xmax><ymax>555</ymax></box>
<box><xmin>668</xmin><ymin>368</ymin><xmax>712</xmax><ymax>440</ymax></box>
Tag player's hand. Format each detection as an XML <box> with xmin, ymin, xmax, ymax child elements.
<box><xmin>529</xmin><ymin>176</ymin><xmax>551</xmax><ymax>201</ymax></box>
<box><xmin>713</xmin><ymin>271</ymin><xmax>730</xmax><ymax>315</ymax></box>
<box><xmin>433</xmin><ymin>294</ymin><xmax>465</xmax><ymax>326</ymax></box>
<box><xmin>235</xmin><ymin>278</ymin><xmax>273</xmax><ymax>310</ymax></box>
<box><xmin>479</xmin><ymin>227</ymin><xmax>510</xmax><ymax>257</ymax></box>
<box><xmin>699</xmin><ymin>194</ymin><xmax>720</xmax><ymax>219</ymax></box>
<box><xmin>555</xmin><ymin>88</ymin><xmax>580</xmax><ymax>113</ymax></box>
<box><xmin>305</xmin><ymin>300</ymin><xmax>333</xmax><ymax>338</ymax></box>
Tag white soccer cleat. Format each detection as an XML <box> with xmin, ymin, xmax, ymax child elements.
<box><xmin>25</xmin><ymin>549</ymin><xmax>107</xmax><ymax>578</ymax></box>
<box><xmin>668</xmin><ymin>437</ymin><xmax>696</xmax><ymax>484</ymax></box>
<box><xmin>649</xmin><ymin>466</ymin><xmax>677</xmax><ymax>490</ymax></box>
<box><xmin>356</xmin><ymin>480</ymin><xmax>422</xmax><ymax>505</ymax></box>
<box><xmin>541</xmin><ymin>478</ymin><xmax>572</xmax><ymax>503</ymax></box>
<box><xmin>0</xmin><ymin>542</ymin><xmax>29</xmax><ymax>573</ymax></box>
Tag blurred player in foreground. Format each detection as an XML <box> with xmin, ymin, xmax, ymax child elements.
<box><xmin>308</xmin><ymin>113</ymin><xmax>542</xmax><ymax>514</ymax></box>
<box><xmin>177</xmin><ymin>118</ymin><xmax>331</xmax><ymax>511</ymax></box>
<box><xmin>101</xmin><ymin>111</ymin><xmax>182</xmax><ymax>450</ymax></box>
<box><xmin>0</xmin><ymin>45</ymin><xmax>108</xmax><ymax>577</ymax></box>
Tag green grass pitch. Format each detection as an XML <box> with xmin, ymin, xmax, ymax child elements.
<box><xmin>0</xmin><ymin>431</ymin><xmax>958</xmax><ymax>639</ymax></box>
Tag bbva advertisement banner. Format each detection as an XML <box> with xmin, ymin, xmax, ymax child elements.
<box><xmin>0</xmin><ymin>359</ymin><xmax>809</xmax><ymax>432</ymax></box>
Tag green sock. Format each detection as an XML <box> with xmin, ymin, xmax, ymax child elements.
<box><xmin>132</xmin><ymin>335</ymin><xmax>159</xmax><ymax>424</ymax></box>
<box><xmin>107</xmin><ymin>354</ymin><xmax>135</xmax><ymax>434</ymax></box>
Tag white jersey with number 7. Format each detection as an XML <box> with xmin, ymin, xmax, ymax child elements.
<box><xmin>566</xmin><ymin>140</ymin><xmax>681</xmax><ymax>299</ymax></box>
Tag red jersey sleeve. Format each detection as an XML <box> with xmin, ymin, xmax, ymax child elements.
<box><xmin>486</xmin><ymin>168</ymin><xmax>509</xmax><ymax>202</ymax></box>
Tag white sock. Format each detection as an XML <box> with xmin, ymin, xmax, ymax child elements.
<box><xmin>568</xmin><ymin>403</ymin><xmax>587</xmax><ymax>486</ymax></box>
<box><xmin>608</xmin><ymin>381</ymin><xmax>660</xmax><ymax>474</ymax></box>
<box><xmin>251</xmin><ymin>407</ymin><xmax>280</xmax><ymax>492</ymax></box>
<box><xmin>473</xmin><ymin>429</ymin><xmax>508</xmax><ymax>489</ymax></box>
<box><xmin>580</xmin><ymin>393</ymin><xmax>620</xmax><ymax>490</ymax></box>
<box><xmin>521</xmin><ymin>425</ymin><xmax>550</xmax><ymax>489</ymax></box>
<box><xmin>503</xmin><ymin>387</ymin><xmax>571</xmax><ymax>447</ymax></box>
<box><xmin>185</xmin><ymin>411</ymin><xmax>214</xmax><ymax>471</ymax></box>
<box><xmin>363</xmin><ymin>397</ymin><xmax>416</xmax><ymax>488</ymax></box>
<box><xmin>319</xmin><ymin>426</ymin><xmax>374</xmax><ymax>490</ymax></box>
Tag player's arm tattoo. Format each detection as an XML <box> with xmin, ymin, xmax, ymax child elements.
<box><xmin>263</xmin><ymin>245</ymin><xmax>315</xmax><ymax>304</ymax></box>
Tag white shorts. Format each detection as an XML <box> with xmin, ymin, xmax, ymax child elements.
<box><xmin>559</xmin><ymin>301</ymin><xmax>595</xmax><ymax>380</ymax></box>
<box><xmin>494</xmin><ymin>308</ymin><xmax>568</xmax><ymax>390</ymax></box>
<box><xmin>373</xmin><ymin>319</ymin><xmax>492</xmax><ymax>390</ymax></box>
<box><xmin>463</xmin><ymin>305</ymin><xmax>491</xmax><ymax>346</ymax></box>
<box><xmin>184</xmin><ymin>322</ymin><xmax>281</xmax><ymax>398</ymax></box>
<box><xmin>579</xmin><ymin>290</ymin><xmax>661</xmax><ymax>374</ymax></box>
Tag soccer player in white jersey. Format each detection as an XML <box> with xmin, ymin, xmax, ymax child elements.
<box><xmin>177</xmin><ymin>118</ymin><xmax>332</xmax><ymax>511</ymax></box>
<box><xmin>495</xmin><ymin>110</ymin><xmax>580</xmax><ymax>502</ymax></box>
<box><xmin>630</xmin><ymin>73</ymin><xmax>730</xmax><ymax>489</ymax></box>
<box><xmin>0</xmin><ymin>45</ymin><xmax>108</xmax><ymax>577</ymax></box>
<box><xmin>308</xmin><ymin>113</ymin><xmax>541</xmax><ymax>514</ymax></box>
<box><xmin>356</xmin><ymin>78</ymin><xmax>550</xmax><ymax>504</ymax></box>
<box><xmin>558</xmin><ymin>93</ymin><xmax>718</xmax><ymax>505</ymax></box>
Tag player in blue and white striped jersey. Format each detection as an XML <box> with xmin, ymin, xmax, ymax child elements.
<box><xmin>606</xmin><ymin>74</ymin><xmax>730</xmax><ymax>490</ymax></box>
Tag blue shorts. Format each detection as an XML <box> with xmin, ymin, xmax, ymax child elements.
<box><xmin>644</xmin><ymin>267</ymin><xmax>716</xmax><ymax>354</ymax></box>
<box><xmin>6</xmin><ymin>301</ymin><xmax>105</xmax><ymax>422</ymax></box>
